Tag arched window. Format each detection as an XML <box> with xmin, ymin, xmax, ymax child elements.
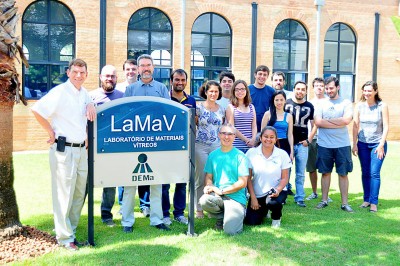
<box><xmin>22</xmin><ymin>0</ymin><xmax>75</xmax><ymax>99</ymax></box>
<box><xmin>191</xmin><ymin>13</ymin><xmax>232</xmax><ymax>95</ymax></box>
<box><xmin>128</xmin><ymin>8</ymin><xmax>172</xmax><ymax>87</ymax></box>
<box><xmin>324</xmin><ymin>23</ymin><xmax>356</xmax><ymax>101</ymax></box>
<box><xmin>273</xmin><ymin>19</ymin><xmax>309</xmax><ymax>92</ymax></box>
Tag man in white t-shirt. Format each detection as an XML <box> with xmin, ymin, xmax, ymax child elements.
<box><xmin>216</xmin><ymin>71</ymin><xmax>235</xmax><ymax>110</ymax></box>
<box><xmin>115</xmin><ymin>59</ymin><xmax>138</xmax><ymax>93</ymax></box>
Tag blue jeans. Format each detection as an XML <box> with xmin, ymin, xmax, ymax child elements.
<box><xmin>293</xmin><ymin>144</ymin><xmax>308</xmax><ymax>202</ymax></box>
<box><xmin>162</xmin><ymin>183</ymin><xmax>187</xmax><ymax>218</ymax></box>
<box><xmin>357</xmin><ymin>141</ymin><xmax>387</xmax><ymax>205</ymax></box>
<box><xmin>118</xmin><ymin>186</ymin><xmax>124</xmax><ymax>205</ymax></box>
<box><xmin>101</xmin><ymin>187</ymin><xmax>116</xmax><ymax>222</ymax></box>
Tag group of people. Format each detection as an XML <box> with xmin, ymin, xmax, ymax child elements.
<box><xmin>31</xmin><ymin>57</ymin><xmax>389</xmax><ymax>250</ymax></box>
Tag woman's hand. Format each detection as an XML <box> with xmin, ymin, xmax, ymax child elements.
<box><xmin>375</xmin><ymin>145</ymin><xmax>385</xmax><ymax>160</ymax></box>
<box><xmin>352</xmin><ymin>146</ymin><xmax>358</xmax><ymax>156</ymax></box>
<box><xmin>250</xmin><ymin>197</ymin><xmax>260</xmax><ymax>210</ymax></box>
<box><xmin>270</xmin><ymin>188</ymin><xmax>281</xmax><ymax>198</ymax></box>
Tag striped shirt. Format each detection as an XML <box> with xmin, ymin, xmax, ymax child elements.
<box><xmin>232</xmin><ymin>104</ymin><xmax>255</xmax><ymax>152</ymax></box>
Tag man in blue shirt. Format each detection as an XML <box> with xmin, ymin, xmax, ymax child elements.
<box><xmin>161</xmin><ymin>69</ymin><xmax>196</xmax><ymax>226</ymax></box>
<box><xmin>122</xmin><ymin>54</ymin><xmax>171</xmax><ymax>232</ymax></box>
<box><xmin>249</xmin><ymin>65</ymin><xmax>275</xmax><ymax>132</ymax></box>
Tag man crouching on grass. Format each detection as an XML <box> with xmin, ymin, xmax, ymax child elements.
<box><xmin>199</xmin><ymin>123</ymin><xmax>249</xmax><ymax>235</ymax></box>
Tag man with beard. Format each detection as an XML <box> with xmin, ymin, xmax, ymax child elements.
<box><xmin>161</xmin><ymin>69</ymin><xmax>196</xmax><ymax>226</ymax></box>
<box><xmin>115</xmin><ymin>59</ymin><xmax>138</xmax><ymax>93</ymax></box>
<box><xmin>284</xmin><ymin>81</ymin><xmax>315</xmax><ymax>207</ymax></box>
<box><xmin>271</xmin><ymin>71</ymin><xmax>293</xmax><ymax>99</ymax></box>
<box><xmin>89</xmin><ymin>65</ymin><xmax>124</xmax><ymax>227</ymax></box>
<box><xmin>216</xmin><ymin>71</ymin><xmax>235</xmax><ymax>110</ymax></box>
<box><xmin>314</xmin><ymin>76</ymin><xmax>353</xmax><ymax>212</ymax></box>
<box><xmin>122</xmin><ymin>54</ymin><xmax>171</xmax><ymax>232</ymax></box>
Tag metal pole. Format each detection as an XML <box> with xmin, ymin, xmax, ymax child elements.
<box><xmin>250</xmin><ymin>2</ymin><xmax>258</xmax><ymax>83</ymax></box>
<box><xmin>372</xmin><ymin>12</ymin><xmax>380</xmax><ymax>82</ymax></box>
<box><xmin>314</xmin><ymin>0</ymin><xmax>325</xmax><ymax>77</ymax></box>
<box><xmin>99</xmin><ymin>0</ymin><xmax>107</xmax><ymax>76</ymax></box>
<box><xmin>187</xmin><ymin>108</ymin><xmax>197</xmax><ymax>236</ymax></box>
<box><xmin>87</xmin><ymin>120</ymin><xmax>95</xmax><ymax>246</ymax></box>
<box><xmin>181</xmin><ymin>0</ymin><xmax>186</xmax><ymax>69</ymax></box>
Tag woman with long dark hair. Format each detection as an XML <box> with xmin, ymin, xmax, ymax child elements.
<box><xmin>352</xmin><ymin>81</ymin><xmax>389</xmax><ymax>213</ymax></box>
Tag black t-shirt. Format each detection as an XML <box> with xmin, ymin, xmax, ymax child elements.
<box><xmin>285</xmin><ymin>99</ymin><xmax>314</xmax><ymax>144</ymax></box>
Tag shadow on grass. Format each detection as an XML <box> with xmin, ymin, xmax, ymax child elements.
<box><xmin>230</xmin><ymin>192</ymin><xmax>400</xmax><ymax>265</ymax></box>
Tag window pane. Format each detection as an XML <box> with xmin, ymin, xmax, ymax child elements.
<box><xmin>151</xmin><ymin>50</ymin><xmax>171</xmax><ymax>66</ymax></box>
<box><xmin>273</xmin><ymin>39</ymin><xmax>289</xmax><ymax>69</ymax></box>
<box><xmin>129</xmin><ymin>9</ymin><xmax>149</xmax><ymax>30</ymax></box>
<box><xmin>323</xmin><ymin>42</ymin><xmax>338</xmax><ymax>71</ymax></box>
<box><xmin>24</xmin><ymin>64</ymin><xmax>48</xmax><ymax>98</ymax></box>
<box><xmin>151</xmin><ymin>32</ymin><xmax>171</xmax><ymax>50</ymax></box>
<box><xmin>290</xmin><ymin>21</ymin><xmax>307</xmax><ymax>39</ymax></box>
<box><xmin>50</xmin><ymin>1</ymin><xmax>74</xmax><ymax>24</ymax></box>
<box><xmin>274</xmin><ymin>20</ymin><xmax>290</xmax><ymax>39</ymax></box>
<box><xmin>23</xmin><ymin>23</ymin><xmax>49</xmax><ymax>61</ymax></box>
<box><xmin>212</xmin><ymin>15</ymin><xmax>230</xmax><ymax>34</ymax></box>
<box><xmin>192</xmin><ymin>34</ymin><xmax>210</xmax><ymax>57</ymax></box>
<box><xmin>50</xmin><ymin>65</ymin><xmax>68</xmax><ymax>89</ymax></box>
<box><xmin>325</xmin><ymin>24</ymin><xmax>339</xmax><ymax>41</ymax></box>
<box><xmin>192</xmin><ymin>14</ymin><xmax>210</xmax><ymax>32</ymax></box>
<box><xmin>290</xmin><ymin>40</ymin><xmax>307</xmax><ymax>70</ymax></box>
<box><xmin>191</xmin><ymin>69</ymin><xmax>206</xmax><ymax>95</ymax></box>
<box><xmin>211</xmin><ymin>36</ymin><xmax>230</xmax><ymax>67</ymax></box>
<box><xmin>339</xmin><ymin>24</ymin><xmax>355</xmax><ymax>42</ymax></box>
<box><xmin>23</xmin><ymin>1</ymin><xmax>47</xmax><ymax>22</ymax></box>
<box><xmin>191</xmin><ymin>50</ymin><xmax>205</xmax><ymax>66</ymax></box>
<box><xmin>128</xmin><ymin>30</ymin><xmax>149</xmax><ymax>52</ymax></box>
<box><xmin>50</xmin><ymin>25</ymin><xmax>74</xmax><ymax>61</ymax></box>
<box><xmin>339</xmin><ymin>43</ymin><xmax>355</xmax><ymax>72</ymax></box>
<box><xmin>153</xmin><ymin>68</ymin><xmax>171</xmax><ymax>87</ymax></box>
<box><xmin>151</xmin><ymin>10</ymin><xmax>171</xmax><ymax>30</ymax></box>
<box><xmin>338</xmin><ymin>75</ymin><xmax>353</xmax><ymax>101</ymax></box>
<box><xmin>287</xmin><ymin>73</ymin><xmax>306</xmax><ymax>92</ymax></box>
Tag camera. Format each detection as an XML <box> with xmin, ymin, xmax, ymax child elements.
<box><xmin>265</xmin><ymin>187</ymin><xmax>277</xmax><ymax>204</ymax></box>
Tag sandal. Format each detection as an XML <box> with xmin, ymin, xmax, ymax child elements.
<box><xmin>359</xmin><ymin>202</ymin><xmax>370</xmax><ymax>208</ymax></box>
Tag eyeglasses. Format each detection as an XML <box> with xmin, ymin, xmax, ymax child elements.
<box><xmin>219</xmin><ymin>131</ymin><xmax>235</xmax><ymax>136</ymax></box>
<box><xmin>235</xmin><ymin>88</ymin><xmax>246</xmax><ymax>92</ymax></box>
<box><xmin>102</xmin><ymin>74</ymin><xmax>116</xmax><ymax>79</ymax></box>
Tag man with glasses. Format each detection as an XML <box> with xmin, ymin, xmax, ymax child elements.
<box><xmin>199</xmin><ymin>123</ymin><xmax>249</xmax><ymax>235</ymax></box>
<box><xmin>122</xmin><ymin>54</ymin><xmax>171</xmax><ymax>232</ymax></box>
<box><xmin>89</xmin><ymin>65</ymin><xmax>123</xmax><ymax>227</ymax></box>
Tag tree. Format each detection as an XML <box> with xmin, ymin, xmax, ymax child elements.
<box><xmin>0</xmin><ymin>0</ymin><xmax>28</xmax><ymax>240</ymax></box>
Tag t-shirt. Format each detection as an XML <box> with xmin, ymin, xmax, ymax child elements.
<box><xmin>246</xmin><ymin>145</ymin><xmax>292</xmax><ymax>198</ymax></box>
<box><xmin>204</xmin><ymin>147</ymin><xmax>249</xmax><ymax>205</ymax></box>
<box><xmin>308</xmin><ymin>97</ymin><xmax>326</xmax><ymax>139</ymax></box>
<box><xmin>315</xmin><ymin>97</ymin><xmax>353</xmax><ymax>148</ymax></box>
<box><xmin>115</xmin><ymin>81</ymin><xmax>130</xmax><ymax>93</ymax></box>
<box><xmin>285</xmin><ymin>99</ymin><xmax>314</xmax><ymax>144</ymax></box>
<box><xmin>89</xmin><ymin>88</ymin><xmax>124</xmax><ymax>105</ymax></box>
<box><xmin>216</xmin><ymin>97</ymin><xmax>230</xmax><ymax>110</ymax></box>
<box><xmin>249</xmin><ymin>84</ymin><xmax>275</xmax><ymax>132</ymax></box>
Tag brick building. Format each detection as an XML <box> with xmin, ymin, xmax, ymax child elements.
<box><xmin>14</xmin><ymin>0</ymin><xmax>400</xmax><ymax>151</ymax></box>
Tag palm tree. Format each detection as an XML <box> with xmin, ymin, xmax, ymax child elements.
<box><xmin>0</xmin><ymin>0</ymin><xmax>28</xmax><ymax>240</ymax></box>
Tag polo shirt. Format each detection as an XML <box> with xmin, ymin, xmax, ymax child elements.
<box><xmin>124</xmin><ymin>79</ymin><xmax>170</xmax><ymax>99</ymax></box>
<box><xmin>170</xmin><ymin>91</ymin><xmax>196</xmax><ymax>109</ymax></box>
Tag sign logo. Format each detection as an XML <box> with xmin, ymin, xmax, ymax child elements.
<box><xmin>132</xmin><ymin>154</ymin><xmax>154</xmax><ymax>182</ymax></box>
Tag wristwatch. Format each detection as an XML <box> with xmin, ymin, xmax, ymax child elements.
<box><xmin>306</xmin><ymin>139</ymin><xmax>310</xmax><ymax>144</ymax></box>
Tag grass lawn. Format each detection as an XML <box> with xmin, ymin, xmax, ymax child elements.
<box><xmin>12</xmin><ymin>142</ymin><xmax>400</xmax><ymax>265</ymax></box>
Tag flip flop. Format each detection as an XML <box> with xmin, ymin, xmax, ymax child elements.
<box><xmin>359</xmin><ymin>203</ymin><xmax>370</xmax><ymax>208</ymax></box>
<box><xmin>369</xmin><ymin>209</ymin><xmax>377</xmax><ymax>213</ymax></box>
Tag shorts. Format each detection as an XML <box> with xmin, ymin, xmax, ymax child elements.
<box><xmin>306</xmin><ymin>139</ymin><xmax>317</xmax><ymax>172</ymax></box>
<box><xmin>317</xmin><ymin>145</ymin><xmax>353</xmax><ymax>176</ymax></box>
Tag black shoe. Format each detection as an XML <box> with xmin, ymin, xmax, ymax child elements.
<box><xmin>73</xmin><ymin>239</ymin><xmax>89</xmax><ymax>247</ymax></box>
<box><xmin>123</xmin><ymin>226</ymin><xmax>133</xmax><ymax>233</ymax></box>
<box><xmin>287</xmin><ymin>189</ymin><xmax>295</xmax><ymax>196</ymax></box>
<box><xmin>155</xmin><ymin>223</ymin><xmax>171</xmax><ymax>231</ymax></box>
<box><xmin>296</xmin><ymin>201</ymin><xmax>306</xmax><ymax>207</ymax></box>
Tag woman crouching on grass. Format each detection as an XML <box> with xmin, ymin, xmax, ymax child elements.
<box><xmin>244</xmin><ymin>126</ymin><xmax>292</xmax><ymax>228</ymax></box>
<box><xmin>352</xmin><ymin>81</ymin><xmax>389</xmax><ymax>213</ymax></box>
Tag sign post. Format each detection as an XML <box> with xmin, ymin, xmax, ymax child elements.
<box><xmin>88</xmin><ymin>97</ymin><xmax>194</xmax><ymax>244</ymax></box>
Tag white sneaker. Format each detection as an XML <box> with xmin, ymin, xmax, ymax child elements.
<box><xmin>163</xmin><ymin>217</ymin><xmax>172</xmax><ymax>226</ymax></box>
<box><xmin>141</xmin><ymin>207</ymin><xmax>150</xmax><ymax>217</ymax></box>
<box><xmin>175</xmin><ymin>216</ymin><xmax>188</xmax><ymax>225</ymax></box>
<box><xmin>328</xmin><ymin>197</ymin><xmax>333</xmax><ymax>203</ymax></box>
<box><xmin>271</xmin><ymin>219</ymin><xmax>281</xmax><ymax>228</ymax></box>
<box><xmin>266</xmin><ymin>211</ymin><xmax>271</xmax><ymax>219</ymax></box>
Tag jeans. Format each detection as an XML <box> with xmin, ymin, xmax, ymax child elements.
<box><xmin>162</xmin><ymin>183</ymin><xmax>187</xmax><ymax>218</ymax></box>
<box><xmin>357</xmin><ymin>141</ymin><xmax>387</xmax><ymax>205</ymax></box>
<box><xmin>293</xmin><ymin>144</ymin><xmax>308</xmax><ymax>202</ymax></box>
<box><xmin>101</xmin><ymin>187</ymin><xmax>116</xmax><ymax>222</ymax></box>
<box><xmin>118</xmin><ymin>186</ymin><xmax>124</xmax><ymax>205</ymax></box>
<box><xmin>138</xmin><ymin>185</ymin><xmax>150</xmax><ymax>210</ymax></box>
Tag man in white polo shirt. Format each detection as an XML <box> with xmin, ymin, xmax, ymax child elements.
<box><xmin>31</xmin><ymin>59</ymin><xmax>96</xmax><ymax>251</ymax></box>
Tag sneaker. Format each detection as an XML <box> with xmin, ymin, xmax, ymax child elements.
<box><xmin>306</xmin><ymin>192</ymin><xmax>318</xmax><ymax>200</ymax></box>
<box><xmin>73</xmin><ymin>239</ymin><xmax>89</xmax><ymax>247</ymax></box>
<box><xmin>215</xmin><ymin>219</ymin><xmax>223</xmax><ymax>231</ymax></box>
<box><xmin>296</xmin><ymin>201</ymin><xmax>306</xmax><ymax>207</ymax></box>
<box><xmin>163</xmin><ymin>217</ymin><xmax>172</xmax><ymax>226</ymax></box>
<box><xmin>287</xmin><ymin>189</ymin><xmax>295</xmax><ymax>196</ymax></box>
<box><xmin>341</xmin><ymin>204</ymin><xmax>354</xmax><ymax>213</ymax></box>
<box><xmin>155</xmin><ymin>223</ymin><xmax>171</xmax><ymax>231</ymax></box>
<box><xmin>123</xmin><ymin>226</ymin><xmax>133</xmax><ymax>233</ymax></box>
<box><xmin>266</xmin><ymin>211</ymin><xmax>271</xmax><ymax>219</ymax></box>
<box><xmin>328</xmin><ymin>197</ymin><xmax>333</xmax><ymax>203</ymax></box>
<box><xmin>103</xmin><ymin>220</ymin><xmax>116</xmax><ymax>227</ymax></box>
<box><xmin>175</xmin><ymin>216</ymin><xmax>188</xmax><ymax>225</ymax></box>
<box><xmin>141</xmin><ymin>207</ymin><xmax>150</xmax><ymax>217</ymax></box>
<box><xmin>271</xmin><ymin>219</ymin><xmax>281</xmax><ymax>228</ymax></box>
<box><xmin>315</xmin><ymin>201</ymin><xmax>328</xmax><ymax>209</ymax></box>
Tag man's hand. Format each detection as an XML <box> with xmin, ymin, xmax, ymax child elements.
<box><xmin>86</xmin><ymin>103</ymin><xmax>96</xmax><ymax>121</ymax></box>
